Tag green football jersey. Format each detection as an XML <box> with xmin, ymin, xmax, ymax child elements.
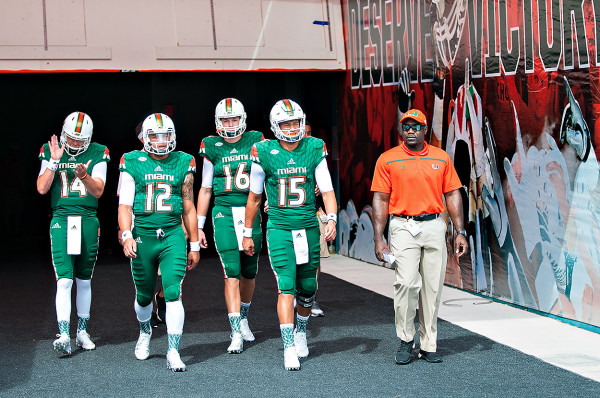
<box><xmin>119</xmin><ymin>150</ymin><xmax>196</xmax><ymax>233</ymax></box>
<box><xmin>251</xmin><ymin>136</ymin><xmax>327</xmax><ymax>229</ymax></box>
<box><xmin>199</xmin><ymin>130</ymin><xmax>264</xmax><ymax>206</ymax></box>
<box><xmin>39</xmin><ymin>142</ymin><xmax>110</xmax><ymax>217</ymax></box>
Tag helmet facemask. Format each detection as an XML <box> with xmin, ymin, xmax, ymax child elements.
<box><xmin>142</xmin><ymin>113</ymin><xmax>176</xmax><ymax>155</ymax></box>
<box><xmin>216</xmin><ymin>115</ymin><xmax>247</xmax><ymax>139</ymax></box>
<box><xmin>272</xmin><ymin>117</ymin><xmax>306</xmax><ymax>142</ymax></box>
<box><xmin>269</xmin><ymin>99</ymin><xmax>306</xmax><ymax>143</ymax></box>
<box><xmin>215</xmin><ymin>98</ymin><xmax>247</xmax><ymax>139</ymax></box>
<box><xmin>61</xmin><ymin>132</ymin><xmax>91</xmax><ymax>156</ymax></box>
<box><xmin>61</xmin><ymin>112</ymin><xmax>93</xmax><ymax>156</ymax></box>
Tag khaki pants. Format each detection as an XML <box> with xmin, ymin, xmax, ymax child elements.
<box><xmin>389</xmin><ymin>216</ymin><xmax>447</xmax><ymax>352</ymax></box>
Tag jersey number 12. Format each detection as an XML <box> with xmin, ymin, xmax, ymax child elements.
<box><xmin>145</xmin><ymin>182</ymin><xmax>173</xmax><ymax>212</ymax></box>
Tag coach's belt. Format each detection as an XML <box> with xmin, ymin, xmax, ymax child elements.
<box><xmin>394</xmin><ymin>213</ymin><xmax>439</xmax><ymax>221</ymax></box>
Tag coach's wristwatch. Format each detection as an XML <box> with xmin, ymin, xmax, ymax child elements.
<box><xmin>456</xmin><ymin>229</ymin><xmax>467</xmax><ymax>237</ymax></box>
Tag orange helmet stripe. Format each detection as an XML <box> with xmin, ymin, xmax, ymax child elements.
<box><xmin>282</xmin><ymin>100</ymin><xmax>294</xmax><ymax>116</ymax></box>
<box><xmin>154</xmin><ymin>113</ymin><xmax>163</xmax><ymax>127</ymax></box>
<box><xmin>225</xmin><ymin>98</ymin><xmax>232</xmax><ymax>113</ymax></box>
<box><xmin>74</xmin><ymin>112</ymin><xmax>85</xmax><ymax>133</ymax></box>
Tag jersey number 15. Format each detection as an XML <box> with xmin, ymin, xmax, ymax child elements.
<box><xmin>278</xmin><ymin>176</ymin><xmax>306</xmax><ymax>206</ymax></box>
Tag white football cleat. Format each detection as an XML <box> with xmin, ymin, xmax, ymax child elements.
<box><xmin>76</xmin><ymin>330</ymin><xmax>96</xmax><ymax>351</ymax></box>
<box><xmin>134</xmin><ymin>332</ymin><xmax>151</xmax><ymax>360</ymax></box>
<box><xmin>166</xmin><ymin>349</ymin><xmax>187</xmax><ymax>372</ymax></box>
<box><xmin>227</xmin><ymin>333</ymin><xmax>244</xmax><ymax>354</ymax></box>
<box><xmin>53</xmin><ymin>333</ymin><xmax>71</xmax><ymax>357</ymax></box>
<box><xmin>294</xmin><ymin>330</ymin><xmax>309</xmax><ymax>358</ymax></box>
<box><xmin>239</xmin><ymin>319</ymin><xmax>255</xmax><ymax>342</ymax></box>
<box><xmin>283</xmin><ymin>347</ymin><xmax>301</xmax><ymax>371</ymax></box>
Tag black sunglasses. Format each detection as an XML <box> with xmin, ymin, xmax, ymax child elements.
<box><xmin>401</xmin><ymin>124</ymin><xmax>425</xmax><ymax>132</ymax></box>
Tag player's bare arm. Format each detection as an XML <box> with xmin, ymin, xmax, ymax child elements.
<box><xmin>196</xmin><ymin>186</ymin><xmax>213</xmax><ymax>249</ymax></box>
<box><xmin>182</xmin><ymin>173</ymin><xmax>200</xmax><ymax>270</ymax></box>
<box><xmin>37</xmin><ymin>135</ymin><xmax>64</xmax><ymax>195</ymax></box>
<box><xmin>242</xmin><ymin>191</ymin><xmax>262</xmax><ymax>256</ymax></box>
<box><xmin>118</xmin><ymin>204</ymin><xmax>136</xmax><ymax>258</ymax></box>
<box><xmin>321</xmin><ymin>190</ymin><xmax>338</xmax><ymax>241</ymax></box>
<box><xmin>372</xmin><ymin>192</ymin><xmax>391</xmax><ymax>262</ymax></box>
<box><xmin>444</xmin><ymin>188</ymin><xmax>468</xmax><ymax>258</ymax></box>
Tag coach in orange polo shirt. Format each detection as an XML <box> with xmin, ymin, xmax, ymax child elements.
<box><xmin>371</xmin><ymin>109</ymin><xmax>468</xmax><ymax>365</ymax></box>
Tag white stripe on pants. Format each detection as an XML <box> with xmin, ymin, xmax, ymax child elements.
<box><xmin>389</xmin><ymin>216</ymin><xmax>447</xmax><ymax>352</ymax></box>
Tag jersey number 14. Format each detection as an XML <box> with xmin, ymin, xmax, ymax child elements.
<box><xmin>59</xmin><ymin>171</ymin><xmax>87</xmax><ymax>197</ymax></box>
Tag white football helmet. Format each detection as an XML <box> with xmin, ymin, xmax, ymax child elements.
<box><xmin>142</xmin><ymin>113</ymin><xmax>176</xmax><ymax>155</ymax></box>
<box><xmin>60</xmin><ymin>112</ymin><xmax>93</xmax><ymax>156</ymax></box>
<box><xmin>269</xmin><ymin>99</ymin><xmax>306</xmax><ymax>142</ymax></box>
<box><xmin>215</xmin><ymin>98</ymin><xmax>247</xmax><ymax>139</ymax></box>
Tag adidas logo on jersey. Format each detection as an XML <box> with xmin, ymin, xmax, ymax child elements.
<box><xmin>68</xmin><ymin>156</ymin><xmax>77</xmax><ymax>161</ymax></box>
<box><xmin>215</xmin><ymin>212</ymin><xmax>224</xmax><ymax>219</ymax></box>
<box><xmin>296</xmin><ymin>233</ymin><xmax>302</xmax><ymax>238</ymax></box>
<box><xmin>287</xmin><ymin>159</ymin><xmax>296</xmax><ymax>165</ymax></box>
<box><xmin>135</xmin><ymin>237</ymin><xmax>142</xmax><ymax>243</ymax></box>
<box><xmin>237</xmin><ymin>220</ymin><xmax>244</xmax><ymax>225</ymax></box>
<box><xmin>154</xmin><ymin>166</ymin><xmax>163</xmax><ymax>171</ymax></box>
<box><xmin>270</xmin><ymin>149</ymin><xmax>279</xmax><ymax>155</ymax></box>
<box><xmin>230</xmin><ymin>148</ymin><xmax>238</xmax><ymax>154</ymax></box>
<box><xmin>70</xmin><ymin>225</ymin><xmax>78</xmax><ymax>230</ymax></box>
<box><xmin>51</xmin><ymin>223</ymin><xmax>61</xmax><ymax>229</ymax></box>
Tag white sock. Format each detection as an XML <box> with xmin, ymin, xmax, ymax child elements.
<box><xmin>134</xmin><ymin>301</ymin><xmax>152</xmax><ymax>323</ymax></box>
<box><xmin>56</xmin><ymin>278</ymin><xmax>73</xmax><ymax>323</ymax></box>
<box><xmin>75</xmin><ymin>278</ymin><xmax>91</xmax><ymax>318</ymax></box>
<box><xmin>166</xmin><ymin>300</ymin><xmax>185</xmax><ymax>335</ymax></box>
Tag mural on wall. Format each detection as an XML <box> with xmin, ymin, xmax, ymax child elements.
<box><xmin>339</xmin><ymin>0</ymin><xmax>600</xmax><ymax>327</ymax></box>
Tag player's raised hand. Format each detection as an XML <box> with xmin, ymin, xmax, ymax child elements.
<box><xmin>49</xmin><ymin>135</ymin><xmax>64</xmax><ymax>161</ymax></box>
<box><xmin>75</xmin><ymin>159</ymin><xmax>92</xmax><ymax>179</ymax></box>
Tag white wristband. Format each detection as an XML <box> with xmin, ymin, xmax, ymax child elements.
<box><xmin>47</xmin><ymin>158</ymin><xmax>60</xmax><ymax>172</ymax></box>
<box><xmin>242</xmin><ymin>227</ymin><xmax>253</xmax><ymax>238</ymax></box>
<box><xmin>189</xmin><ymin>241</ymin><xmax>200</xmax><ymax>252</ymax></box>
<box><xmin>327</xmin><ymin>213</ymin><xmax>337</xmax><ymax>224</ymax></box>
<box><xmin>197</xmin><ymin>215</ymin><xmax>206</xmax><ymax>229</ymax></box>
<box><xmin>121</xmin><ymin>230</ymin><xmax>133</xmax><ymax>241</ymax></box>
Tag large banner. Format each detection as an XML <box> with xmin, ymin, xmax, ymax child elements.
<box><xmin>339</xmin><ymin>0</ymin><xmax>600</xmax><ymax>328</ymax></box>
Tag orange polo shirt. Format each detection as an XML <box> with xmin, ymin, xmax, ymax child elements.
<box><xmin>371</xmin><ymin>142</ymin><xmax>462</xmax><ymax>216</ymax></box>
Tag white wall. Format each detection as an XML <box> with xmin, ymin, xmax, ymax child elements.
<box><xmin>0</xmin><ymin>0</ymin><xmax>345</xmax><ymax>71</ymax></box>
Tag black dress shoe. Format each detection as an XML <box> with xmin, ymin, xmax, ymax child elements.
<box><xmin>395</xmin><ymin>340</ymin><xmax>414</xmax><ymax>365</ymax></box>
<box><xmin>418</xmin><ymin>349</ymin><xmax>442</xmax><ymax>363</ymax></box>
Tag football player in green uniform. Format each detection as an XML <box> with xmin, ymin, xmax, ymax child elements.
<box><xmin>243</xmin><ymin>100</ymin><xmax>337</xmax><ymax>370</ymax></box>
<box><xmin>197</xmin><ymin>98</ymin><xmax>264</xmax><ymax>354</ymax></box>
<box><xmin>37</xmin><ymin>112</ymin><xmax>110</xmax><ymax>356</ymax></box>
<box><xmin>118</xmin><ymin>113</ymin><xmax>200</xmax><ymax>372</ymax></box>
